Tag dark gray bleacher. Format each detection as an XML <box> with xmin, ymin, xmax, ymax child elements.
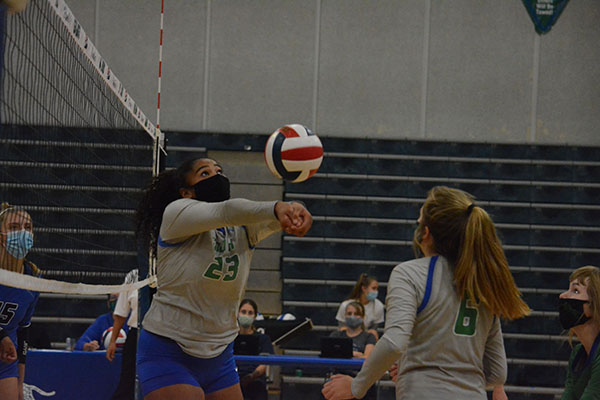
<box><xmin>278</xmin><ymin>137</ymin><xmax>599</xmax><ymax>399</ymax></box>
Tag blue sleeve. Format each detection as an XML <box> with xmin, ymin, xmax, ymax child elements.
<box><xmin>19</xmin><ymin>291</ymin><xmax>39</xmax><ymax>328</ymax></box>
<box><xmin>75</xmin><ymin>313</ymin><xmax>112</xmax><ymax>350</ymax></box>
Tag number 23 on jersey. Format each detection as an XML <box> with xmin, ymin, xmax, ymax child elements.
<box><xmin>203</xmin><ymin>254</ymin><xmax>240</xmax><ymax>281</ymax></box>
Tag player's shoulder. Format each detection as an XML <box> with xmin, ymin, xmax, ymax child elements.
<box><xmin>165</xmin><ymin>198</ymin><xmax>195</xmax><ymax>213</ymax></box>
<box><xmin>392</xmin><ymin>257</ymin><xmax>432</xmax><ymax>275</ymax></box>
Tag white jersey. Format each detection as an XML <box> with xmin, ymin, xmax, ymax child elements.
<box><xmin>114</xmin><ymin>269</ymin><xmax>138</xmax><ymax>328</ymax></box>
<box><xmin>142</xmin><ymin>198</ymin><xmax>280</xmax><ymax>358</ymax></box>
<box><xmin>351</xmin><ymin>256</ymin><xmax>507</xmax><ymax>399</ymax></box>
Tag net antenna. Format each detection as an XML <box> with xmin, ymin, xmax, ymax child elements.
<box><xmin>148</xmin><ymin>0</ymin><xmax>167</xmax><ymax>288</ymax></box>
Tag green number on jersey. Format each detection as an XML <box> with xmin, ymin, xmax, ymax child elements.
<box><xmin>454</xmin><ymin>297</ymin><xmax>478</xmax><ymax>336</ymax></box>
<box><xmin>203</xmin><ymin>254</ymin><xmax>240</xmax><ymax>281</ymax></box>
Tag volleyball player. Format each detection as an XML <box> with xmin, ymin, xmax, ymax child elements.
<box><xmin>135</xmin><ymin>158</ymin><xmax>312</xmax><ymax>400</ymax></box>
<box><xmin>0</xmin><ymin>204</ymin><xmax>40</xmax><ymax>399</ymax></box>
<box><xmin>322</xmin><ymin>186</ymin><xmax>530</xmax><ymax>400</ymax></box>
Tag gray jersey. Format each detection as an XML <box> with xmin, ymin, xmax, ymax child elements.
<box><xmin>351</xmin><ymin>256</ymin><xmax>507</xmax><ymax>399</ymax></box>
<box><xmin>142</xmin><ymin>198</ymin><xmax>280</xmax><ymax>358</ymax></box>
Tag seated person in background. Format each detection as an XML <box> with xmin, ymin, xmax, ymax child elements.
<box><xmin>330</xmin><ymin>301</ymin><xmax>375</xmax><ymax>359</ymax></box>
<box><xmin>74</xmin><ymin>293</ymin><xmax>128</xmax><ymax>351</ymax></box>
<box><xmin>336</xmin><ymin>274</ymin><xmax>384</xmax><ymax>340</ymax></box>
<box><xmin>236</xmin><ymin>299</ymin><xmax>275</xmax><ymax>400</ymax></box>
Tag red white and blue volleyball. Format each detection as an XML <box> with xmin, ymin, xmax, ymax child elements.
<box><xmin>264</xmin><ymin>124</ymin><xmax>323</xmax><ymax>183</ymax></box>
<box><xmin>102</xmin><ymin>327</ymin><xmax>127</xmax><ymax>350</ymax></box>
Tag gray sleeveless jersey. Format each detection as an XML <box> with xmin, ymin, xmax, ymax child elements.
<box><xmin>142</xmin><ymin>198</ymin><xmax>280</xmax><ymax>358</ymax></box>
<box><xmin>351</xmin><ymin>256</ymin><xmax>507</xmax><ymax>399</ymax></box>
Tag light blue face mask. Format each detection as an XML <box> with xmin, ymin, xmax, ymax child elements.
<box><xmin>345</xmin><ymin>316</ymin><xmax>363</xmax><ymax>329</ymax></box>
<box><xmin>3</xmin><ymin>230</ymin><xmax>34</xmax><ymax>259</ymax></box>
<box><xmin>366</xmin><ymin>291</ymin><xmax>378</xmax><ymax>301</ymax></box>
<box><xmin>238</xmin><ymin>315</ymin><xmax>254</xmax><ymax>328</ymax></box>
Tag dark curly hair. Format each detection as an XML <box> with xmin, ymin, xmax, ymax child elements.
<box><xmin>134</xmin><ymin>159</ymin><xmax>198</xmax><ymax>256</ymax></box>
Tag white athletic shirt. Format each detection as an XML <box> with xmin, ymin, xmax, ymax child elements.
<box><xmin>113</xmin><ymin>269</ymin><xmax>138</xmax><ymax>329</ymax></box>
<box><xmin>142</xmin><ymin>198</ymin><xmax>280</xmax><ymax>358</ymax></box>
<box><xmin>335</xmin><ymin>298</ymin><xmax>385</xmax><ymax>330</ymax></box>
<box><xmin>351</xmin><ymin>256</ymin><xmax>507</xmax><ymax>399</ymax></box>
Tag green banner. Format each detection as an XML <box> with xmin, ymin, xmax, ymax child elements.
<box><xmin>522</xmin><ymin>0</ymin><xmax>571</xmax><ymax>34</ymax></box>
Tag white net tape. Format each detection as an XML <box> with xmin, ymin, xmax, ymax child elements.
<box><xmin>0</xmin><ymin>268</ymin><xmax>155</xmax><ymax>294</ymax></box>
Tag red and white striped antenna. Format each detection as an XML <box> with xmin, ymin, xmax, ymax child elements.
<box><xmin>156</xmin><ymin>0</ymin><xmax>164</xmax><ymax>133</ymax></box>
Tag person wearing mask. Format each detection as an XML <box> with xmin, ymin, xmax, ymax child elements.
<box><xmin>558</xmin><ymin>265</ymin><xmax>600</xmax><ymax>399</ymax></box>
<box><xmin>133</xmin><ymin>158</ymin><xmax>312</xmax><ymax>399</ymax></box>
<box><xmin>0</xmin><ymin>204</ymin><xmax>41</xmax><ymax>400</ymax></box>
<box><xmin>236</xmin><ymin>299</ymin><xmax>274</xmax><ymax>400</ymax></box>
<box><xmin>335</xmin><ymin>274</ymin><xmax>384</xmax><ymax>340</ymax></box>
<box><xmin>323</xmin><ymin>186</ymin><xmax>529</xmax><ymax>400</ymax></box>
<box><xmin>330</xmin><ymin>301</ymin><xmax>375</xmax><ymax>359</ymax></box>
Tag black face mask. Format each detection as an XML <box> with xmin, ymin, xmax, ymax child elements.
<box><xmin>558</xmin><ymin>298</ymin><xmax>591</xmax><ymax>330</ymax></box>
<box><xmin>192</xmin><ymin>174</ymin><xmax>230</xmax><ymax>203</ymax></box>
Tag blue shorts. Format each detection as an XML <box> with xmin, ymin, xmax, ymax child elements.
<box><xmin>137</xmin><ymin>329</ymin><xmax>239</xmax><ymax>397</ymax></box>
<box><xmin>0</xmin><ymin>359</ymin><xmax>18</xmax><ymax>380</ymax></box>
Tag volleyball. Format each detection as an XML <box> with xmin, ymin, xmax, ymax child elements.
<box><xmin>102</xmin><ymin>327</ymin><xmax>127</xmax><ymax>350</ymax></box>
<box><xmin>264</xmin><ymin>124</ymin><xmax>323</xmax><ymax>183</ymax></box>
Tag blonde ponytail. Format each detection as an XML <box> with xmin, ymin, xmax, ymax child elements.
<box><xmin>421</xmin><ymin>186</ymin><xmax>530</xmax><ymax>320</ymax></box>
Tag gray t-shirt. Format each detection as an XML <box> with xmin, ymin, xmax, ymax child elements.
<box><xmin>330</xmin><ymin>329</ymin><xmax>376</xmax><ymax>354</ymax></box>
<box><xmin>142</xmin><ymin>198</ymin><xmax>280</xmax><ymax>358</ymax></box>
<box><xmin>351</xmin><ymin>256</ymin><xmax>507</xmax><ymax>399</ymax></box>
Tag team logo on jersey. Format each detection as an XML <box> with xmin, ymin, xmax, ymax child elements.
<box><xmin>211</xmin><ymin>227</ymin><xmax>236</xmax><ymax>255</ymax></box>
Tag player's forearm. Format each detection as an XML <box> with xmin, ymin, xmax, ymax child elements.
<box><xmin>161</xmin><ymin>199</ymin><xmax>277</xmax><ymax>240</ymax></box>
<box><xmin>351</xmin><ymin>336</ymin><xmax>402</xmax><ymax>398</ymax></box>
<box><xmin>109</xmin><ymin>315</ymin><xmax>127</xmax><ymax>345</ymax></box>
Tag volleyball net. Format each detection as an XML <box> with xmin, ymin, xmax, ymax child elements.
<box><xmin>0</xmin><ymin>0</ymin><xmax>160</xmax><ymax>293</ymax></box>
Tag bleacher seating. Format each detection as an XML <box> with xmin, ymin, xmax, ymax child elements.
<box><xmin>278</xmin><ymin>136</ymin><xmax>599</xmax><ymax>399</ymax></box>
<box><xmin>3</xmin><ymin>126</ymin><xmax>598</xmax><ymax>398</ymax></box>
<box><xmin>162</xmin><ymin>132</ymin><xmax>600</xmax><ymax>399</ymax></box>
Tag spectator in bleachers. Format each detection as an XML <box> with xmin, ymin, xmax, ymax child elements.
<box><xmin>323</xmin><ymin>186</ymin><xmax>530</xmax><ymax>400</ymax></box>
<box><xmin>236</xmin><ymin>298</ymin><xmax>274</xmax><ymax>400</ymax></box>
<box><xmin>0</xmin><ymin>204</ymin><xmax>41</xmax><ymax>399</ymax></box>
<box><xmin>335</xmin><ymin>274</ymin><xmax>384</xmax><ymax>340</ymax></box>
<box><xmin>74</xmin><ymin>293</ymin><xmax>128</xmax><ymax>351</ymax></box>
<box><xmin>330</xmin><ymin>301</ymin><xmax>375</xmax><ymax>359</ymax></box>
<box><xmin>558</xmin><ymin>265</ymin><xmax>600</xmax><ymax>400</ymax></box>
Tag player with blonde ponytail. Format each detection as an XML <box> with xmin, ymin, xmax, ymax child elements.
<box><xmin>324</xmin><ymin>186</ymin><xmax>530</xmax><ymax>400</ymax></box>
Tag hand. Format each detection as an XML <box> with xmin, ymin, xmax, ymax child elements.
<box><xmin>274</xmin><ymin>202</ymin><xmax>312</xmax><ymax>237</ymax></box>
<box><xmin>389</xmin><ymin>362</ymin><xmax>398</xmax><ymax>383</ymax></box>
<box><xmin>105</xmin><ymin>341</ymin><xmax>117</xmax><ymax>362</ymax></box>
<box><xmin>0</xmin><ymin>336</ymin><xmax>17</xmax><ymax>363</ymax></box>
<box><xmin>492</xmin><ymin>385</ymin><xmax>508</xmax><ymax>400</ymax></box>
<box><xmin>322</xmin><ymin>374</ymin><xmax>354</xmax><ymax>400</ymax></box>
<box><xmin>352</xmin><ymin>351</ymin><xmax>364</xmax><ymax>358</ymax></box>
<box><xmin>83</xmin><ymin>340</ymin><xmax>100</xmax><ymax>352</ymax></box>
